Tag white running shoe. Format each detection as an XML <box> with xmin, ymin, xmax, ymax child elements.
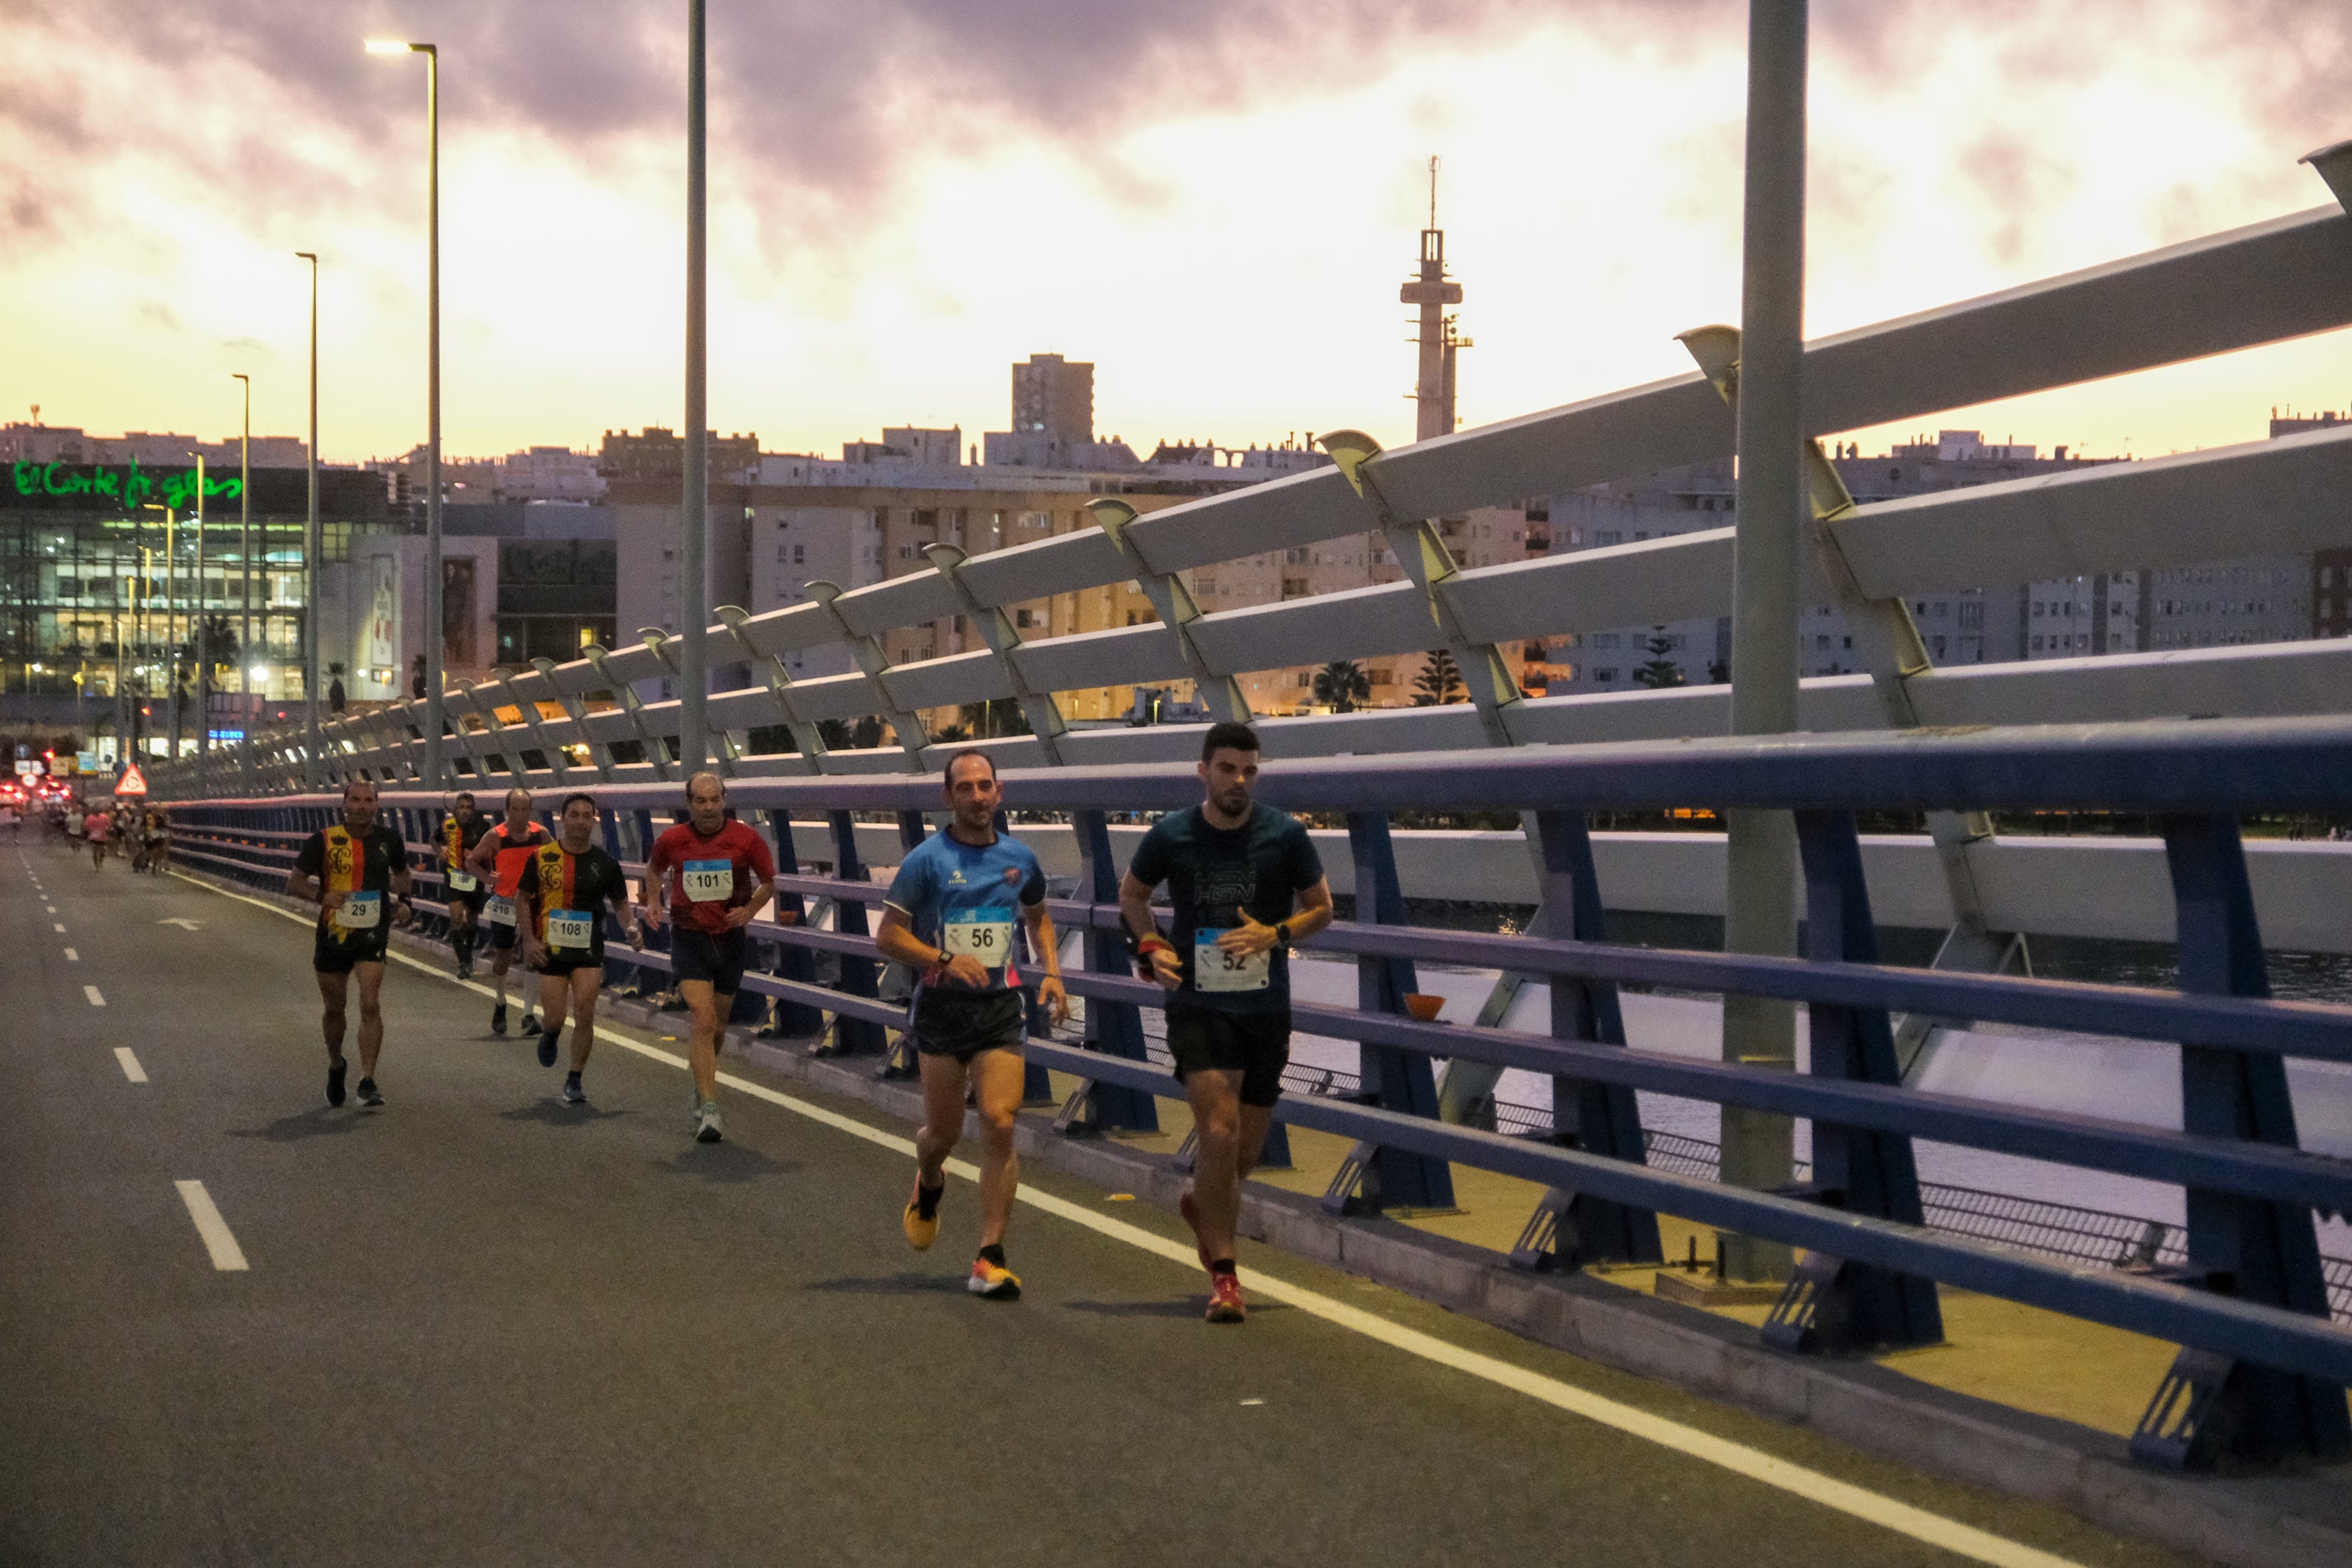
<box><xmin>694</xmin><ymin>1101</ymin><xmax>723</xmax><ymax>1143</ymax></box>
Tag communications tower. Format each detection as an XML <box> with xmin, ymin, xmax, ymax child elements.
<box><xmin>1400</xmin><ymin>157</ymin><xmax>1468</xmax><ymax>441</ymax></box>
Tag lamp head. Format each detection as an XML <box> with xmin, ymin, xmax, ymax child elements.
<box><xmin>363</xmin><ymin>39</ymin><xmax>413</xmax><ymax>55</ymax></box>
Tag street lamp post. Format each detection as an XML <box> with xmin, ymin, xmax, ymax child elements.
<box><xmin>232</xmin><ymin>370</ymin><xmax>254</xmax><ymax>791</ymax></box>
<box><xmin>297</xmin><ymin>251</ymin><xmax>320</xmax><ymax>786</ymax></box>
<box><xmin>367</xmin><ymin>38</ymin><xmax>444</xmax><ymax>788</ymax></box>
<box><xmin>678</xmin><ymin>0</ymin><xmax>709</xmax><ymax>774</ymax></box>
<box><xmin>192</xmin><ymin>452</ymin><xmax>209</xmax><ymax>793</ymax></box>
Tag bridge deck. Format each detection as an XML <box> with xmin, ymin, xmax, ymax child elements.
<box><xmin>1</xmin><ymin>831</ymin><xmax>2193</xmax><ymax>1566</ymax></box>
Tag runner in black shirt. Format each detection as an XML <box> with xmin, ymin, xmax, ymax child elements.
<box><xmin>288</xmin><ymin>777</ymin><xmax>414</xmax><ymax>1109</ymax></box>
<box><xmin>519</xmin><ymin>792</ymin><xmax>642</xmax><ymax>1105</ymax></box>
<box><xmin>436</xmin><ymin>791</ymin><xmax>494</xmax><ymax>979</ymax></box>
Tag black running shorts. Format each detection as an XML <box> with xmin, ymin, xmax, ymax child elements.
<box><xmin>911</xmin><ymin>988</ymin><xmax>1025</xmax><ymax>1064</ymax></box>
<box><xmin>314</xmin><ymin>919</ymin><xmax>391</xmax><ymax>975</ymax></box>
<box><xmin>1166</xmin><ymin>1009</ymin><xmax>1291</xmax><ymax>1108</ymax></box>
<box><xmin>538</xmin><ymin>952</ymin><xmax>605</xmax><ymax>979</ymax></box>
<box><xmin>670</xmin><ymin>927</ymin><xmax>748</xmax><ymax>995</ymax></box>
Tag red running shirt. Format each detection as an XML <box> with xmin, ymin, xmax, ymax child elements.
<box><xmin>647</xmin><ymin>819</ymin><xmax>777</xmax><ymax>935</ymax></box>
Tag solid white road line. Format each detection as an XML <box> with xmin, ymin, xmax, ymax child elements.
<box><xmin>63</xmin><ymin>948</ymin><xmax>77</xmax><ymax>962</ymax></box>
<box><xmin>178</xmin><ymin>868</ymin><xmax>2084</xmax><ymax>1568</ymax></box>
<box><xmin>82</xmin><ymin>984</ymin><xmax>104</xmax><ymax>1006</ymax></box>
<box><xmin>115</xmin><ymin>1046</ymin><xmax>149</xmax><ymax>1083</ymax></box>
<box><xmin>173</xmin><ymin>1181</ymin><xmax>248</xmax><ymax>1271</ymax></box>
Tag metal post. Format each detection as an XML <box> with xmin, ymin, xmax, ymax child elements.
<box><xmin>193</xmin><ymin>455</ymin><xmax>209</xmax><ymax>792</ymax></box>
<box><xmin>423</xmin><ymin>45</ymin><xmax>446</xmax><ymax>791</ymax></box>
<box><xmin>299</xmin><ymin>251</ymin><xmax>321</xmax><ymax>789</ymax></box>
<box><xmin>1719</xmin><ymin>0</ymin><xmax>1808</xmax><ymax>1283</ymax></box>
<box><xmin>677</xmin><ymin>0</ymin><xmax>710</xmax><ymax>774</ymax></box>
<box><xmin>234</xmin><ymin>371</ymin><xmax>253</xmax><ymax>792</ymax></box>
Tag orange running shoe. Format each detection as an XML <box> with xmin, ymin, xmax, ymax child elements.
<box><xmin>1205</xmin><ymin>1273</ymin><xmax>1247</xmax><ymax>1324</ymax></box>
<box><xmin>968</xmin><ymin>1255</ymin><xmax>1022</xmax><ymax>1301</ymax></box>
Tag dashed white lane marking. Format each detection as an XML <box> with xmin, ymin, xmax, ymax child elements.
<box><xmin>82</xmin><ymin>984</ymin><xmax>105</xmax><ymax>1006</ymax></box>
<box><xmin>115</xmin><ymin>1047</ymin><xmax>148</xmax><ymax>1083</ymax></box>
<box><xmin>63</xmin><ymin>948</ymin><xmax>78</xmax><ymax>962</ymax></box>
<box><xmin>178</xmin><ymin>869</ymin><xmax>2085</xmax><ymax>1568</ymax></box>
<box><xmin>173</xmin><ymin>1181</ymin><xmax>248</xmax><ymax>1271</ymax></box>
<box><xmin>52</xmin><ymin>923</ymin><xmax>64</xmax><ymax>933</ymax></box>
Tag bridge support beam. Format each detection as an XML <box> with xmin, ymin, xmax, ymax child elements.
<box><xmin>715</xmin><ymin>606</ymin><xmax>828</xmax><ymax>774</ymax></box>
<box><xmin>582</xmin><ymin>644</ymin><xmax>671</xmax><ymax>782</ymax></box>
<box><xmin>805</xmin><ymin>582</ymin><xmax>931</xmax><ymax>772</ymax></box>
<box><xmin>1083</xmin><ymin>498</ymin><xmax>1252</xmax><ymax>724</ymax></box>
<box><xmin>2130</xmin><ymin>814</ymin><xmax>2350</xmax><ymax>1468</ymax></box>
<box><xmin>529</xmin><ymin>657</ymin><xmax>616</xmax><ymax>782</ymax></box>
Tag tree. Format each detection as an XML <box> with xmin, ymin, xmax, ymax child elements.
<box><xmin>1410</xmin><ymin>648</ymin><xmax>1466</xmax><ymax>706</ymax></box>
<box><xmin>1311</xmin><ymin>660</ymin><xmax>1371</xmax><ymax>713</ymax></box>
<box><xmin>933</xmin><ymin>723</ymin><xmax>972</xmax><ymax>743</ymax></box>
<box><xmin>957</xmin><ymin>698</ymin><xmax>1030</xmax><ymax>739</ymax></box>
<box><xmin>327</xmin><ymin>660</ymin><xmax>347</xmax><ymax>713</ymax></box>
<box><xmin>1632</xmin><ymin>627</ymin><xmax>1686</xmax><ymax>689</ymax></box>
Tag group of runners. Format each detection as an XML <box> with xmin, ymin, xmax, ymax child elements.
<box><xmin>51</xmin><ymin>797</ymin><xmax>169</xmax><ymax>874</ymax></box>
<box><xmin>278</xmin><ymin>721</ymin><xmax>1326</xmax><ymax>1322</ymax></box>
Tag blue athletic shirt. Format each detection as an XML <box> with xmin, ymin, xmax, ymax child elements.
<box><xmin>883</xmin><ymin>829</ymin><xmax>1047</xmax><ymax>995</ymax></box>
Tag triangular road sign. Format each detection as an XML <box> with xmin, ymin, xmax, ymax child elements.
<box><xmin>116</xmin><ymin>763</ymin><xmax>149</xmax><ymax>796</ymax></box>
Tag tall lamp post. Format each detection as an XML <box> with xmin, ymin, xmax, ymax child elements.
<box><xmin>367</xmin><ymin>37</ymin><xmax>444</xmax><ymax>788</ymax></box>
<box><xmin>191</xmin><ymin>451</ymin><xmax>209</xmax><ymax>793</ymax></box>
<box><xmin>231</xmin><ymin>370</ymin><xmax>254</xmax><ymax>791</ymax></box>
<box><xmin>297</xmin><ymin>251</ymin><xmax>320</xmax><ymax>786</ymax></box>
<box><xmin>678</xmin><ymin>0</ymin><xmax>709</xmax><ymax>773</ymax></box>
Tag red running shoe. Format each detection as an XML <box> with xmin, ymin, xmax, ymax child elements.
<box><xmin>1178</xmin><ymin>1190</ymin><xmax>1212</xmax><ymax>1274</ymax></box>
<box><xmin>1205</xmin><ymin>1273</ymin><xmax>1247</xmax><ymax>1324</ymax></box>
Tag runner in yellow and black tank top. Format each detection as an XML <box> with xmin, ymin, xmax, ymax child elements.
<box><xmin>518</xmin><ymin>792</ymin><xmax>642</xmax><ymax>1102</ymax></box>
<box><xmin>286</xmin><ymin>778</ymin><xmax>413</xmax><ymax>1111</ymax></box>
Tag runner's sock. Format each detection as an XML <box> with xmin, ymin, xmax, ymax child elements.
<box><xmin>916</xmin><ymin>1178</ymin><xmax>945</xmax><ymax>1221</ymax></box>
<box><xmin>978</xmin><ymin>1243</ymin><xmax>1007</xmax><ymax>1269</ymax></box>
<box><xmin>565</xmin><ymin>1070</ymin><xmax>582</xmax><ymax>1088</ymax></box>
<box><xmin>1210</xmin><ymin>1258</ymin><xmax>1238</xmax><ymax>1278</ymax></box>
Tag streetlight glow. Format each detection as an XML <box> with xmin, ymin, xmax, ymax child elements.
<box><xmin>363</xmin><ymin>39</ymin><xmax>413</xmax><ymax>55</ymax></box>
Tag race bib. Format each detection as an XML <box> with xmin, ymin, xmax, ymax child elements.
<box><xmin>943</xmin><ymin>909</ymin><xmax>1014</xmax><ymax>965</ymax></box>
<box><xmin>484</xmin><ymin>895</ymin><xmax>518</xmax><ymax>928</ymax></box>
<box><xmin>682</xmin><ymin>859</ymin><xmax>733</xmax><ymax>903</ymax></box>
<box><xmin>447</xmin><ymin>867</ymin><xmax>479</xmax><ymax>892</ymax></box>
<box><xmin>1193</xmin><ymin>929</ymin><xmax>1269</xmax><ymax>993</ymax></box>
<box><xmin>336</xmin><ymin>891</ymin><xmax>383</xmax><ymax>932</ymax></box>
<box><xmin>547</xmin><ymin>909</ymin><xmax>596</xmax><ymax>951</ymax></box>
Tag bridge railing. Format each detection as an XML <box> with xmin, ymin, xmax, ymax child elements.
<box><xmin>165</xmin><ymin>713</ymin><xmax>2352</xmax><ymax>1470</ymax></box>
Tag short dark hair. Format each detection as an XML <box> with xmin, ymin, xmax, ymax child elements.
<box><xmin>559</xmin><ymin>792</ymin><xmax>598</xmax><ymax>816</ymax></box>
<box><xmin>943</xmin><ymin>748</ymin><xmax>996</xmax><ymax>789</ymax></box>
<box><xmin>1200</xmin><ymin>722</ymin><xmax>1260</xmax><ymax>763</ymax></box>
<box><xmin>452</xmin><ymin>791</ymin><xmax>475</xmax><ymax>806</ymax></box>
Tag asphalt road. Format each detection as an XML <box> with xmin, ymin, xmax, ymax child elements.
<box><xmin>0</xmin><ymin>827</ymin><xmax>2190</xmax><ymax>1567</ymax></box>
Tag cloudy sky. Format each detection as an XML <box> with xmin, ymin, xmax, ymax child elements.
<box><xmin>4</xmin><ymin>1</ymin><xmax>2349</xmax><ymax>466</ymax></box>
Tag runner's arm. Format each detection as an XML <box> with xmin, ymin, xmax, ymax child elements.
<box><xmin>608</xmin><ymin>880</ymin><xmax>644</xmax><ymax>949</ymax></box>
<box><xmin>1217</xmin><ymin>875</ymin><xmax>1333</xmax><ymax>956</ymax></box>
<box><xmin>1020</xmin><ymin>900</ymin><xmax>1070</xmax><ymax>1025</ymax></box>
<box><xmin>1118</xmin><ymin>872</ymin><xmax>1181</xmax><ymax>987</ymax></box>
<box><xmin>723</xmin><ymin>835</ymin><xmax>780</xmax><ymax>928</ymax></box>
<box><xmin>640</xmin><ymin>844</ymin><xmax>670</xmax><ymax>928</ymax></box>
<box><xmin>877</xmin><ymin>904</ymin><xmax>989</xmax><ymax>988</ymax></box>
<box><xmin>463</xmin><ymin>834</ymin><xmax>498</xmax><ymax>879</ymax></box>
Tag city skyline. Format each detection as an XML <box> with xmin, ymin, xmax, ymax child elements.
<box><xmin>6</xmin><ymin>2</ymin><xmax>2351</xmax><ymax>467</ymax></box>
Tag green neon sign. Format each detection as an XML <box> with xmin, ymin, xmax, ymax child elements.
<box><xmin>10</xmin><ymin>459</ymin><xmax>242</xmax><ymax>510</ymax></box>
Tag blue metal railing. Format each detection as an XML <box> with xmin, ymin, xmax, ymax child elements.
<box><xmin>164</xmin><ymin>714</ymin><xmax>2352</xmax><ymax>1469</ymax></box>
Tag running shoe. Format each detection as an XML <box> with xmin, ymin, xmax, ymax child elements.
<box><xmin>1178</xmin><ymin>1190</ymin><xmax>1212</xmax><ymax>1274</ymax></box>
<box><xmin>325</xmin><ymin>1061</ymin><xmax>348</xmax><ymax>1108</ymax></box>
<box><xmin>537</xmin><ymin>1027</ymin><xmax>561</xmax><ymax>1069</ymax></box>
<box><xmin>355</xmin><ymin>1078</ymin><xmax>385</xmax><ymax>1110</ymax></box>
<box><xmin>694</xmin><ymin>1101</ymin><xmax>723</xmax><ymax>1143</ymax></box>
<box><xmin>968</xmin><ymin>1256</ymin><xmax>1022</xmax><ymax>1301</ymax></box>
<box><xmin>1205</xmin><ymin>1273</ymin><xmax>1247</xmax><ymax>1324</ymax></box>
<box><xmin>903</xmin><ymin>1177</ymin><xmax>942</xmax><ymax>1251</ymax></box>
<box><xmin>520</xmin><ymin>1011</ymin><xmax>540</xmax><ymax>1035</ymax></box>
<box><xmin>491</xmin><ymin>1002</ymin><xmax>509</xmax><ymax>1037</ymax></box>
<box><xmin>561</xmin><ymin>1077</ymin><xmax>587</xmax><ymax>1106</ymax></box>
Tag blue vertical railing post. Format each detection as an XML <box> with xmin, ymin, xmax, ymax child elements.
<box><xmin>1764</xmin><ymin>809</ymin><xmax>1943</xmax><ymax>1353</ymax></box>
<box><xmin>874</xmin><ymin>809</ymin><xmax>931</xmax><ymax>1079</ymax></box>
<box><xmin>1509</xmin><ymin>810</ymin><xmax>1660</xmax><ymax>1269</ymax></box>
<box><xmin>1055</xmin><ymin>810</ymin><xmax>1158</xmax><ymax>1132</ymax></box>
<box><xmin>1326</xmin><ymin>811</ymin><xmax>1453</xmax><ymax>1213</ymax></box>
<box><xmin>2130</xmin><ymin>813</ymin><xmax>2351</xmax><ymax>1468</ymax></box>
<box><xmin>821</xmin><ymin>809</ymin><xmax>885</xmax><ymax>1055</ymax></box>
<box><xmin>765</xmin><ymin>808</ymin><xmax>824</xmax><ymax>1038</ymax></box>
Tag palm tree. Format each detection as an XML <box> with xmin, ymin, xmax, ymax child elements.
<box><xmin>1310</xmin><ymin>660</ymin><xmax>1371</xmax><ymax>713</ymax></box>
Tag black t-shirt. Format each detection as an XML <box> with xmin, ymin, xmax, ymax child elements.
<box><xmin>1127</xmin><ymin>803</ymin><xmax>1325</xmax><ymax>1016</ymax></box>
<box><xmin>523</xmin><ymin>841</ymin><xmax>629</xmax><ymax>962</ymax></box>
<box><xmin>294</xmin><ymin>823</ymin><xmax>408</xmax><ymax>936</ymax></box>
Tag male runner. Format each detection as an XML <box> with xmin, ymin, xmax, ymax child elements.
<box><xmin>144</xmin><ymin>806</ymin><xmax>171</xmax><ymax>877</ymax></box>
<box><xmin>875</xmin><ymin>750</ymin><xmax>1068</xmax><ymax>1300</ymax></box>
<box><xmin>437</xmin><ymin>791</ymin><xmax>493</xmax><ymax>979</ymax></box>
<box><xmin>464</xmin><ymin>788</ymin><xmax>554</xmax><ymax>1036</ymax></box>
<box><xmin>520</xmin><ymin>792</ymin><xmax>643</xmax><ymax>1105</ymax></box>
<box><xmin>84</xmin><ymin>803</ymin><xmax>110</xmax><ymax>870</ymax></box>
<box><xmin>287</xmin><ymin>777</ymin><xmax>413</xmax><ymax>1109</ymax></box>
<box><xmin>1120</xmin><ymin>721</ymin><xmax>1331</xmax><ymax>1322</ymax></box>
<box><xmin>642</xmin><ymin>772</ymin><xmax>778</xmax><ymax>1144</ymax></box>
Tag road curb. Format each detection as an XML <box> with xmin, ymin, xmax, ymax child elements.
<box><xmin>186</xmin><ymin>867</ymin><xmax>2352</xmax><ymax>1568</ymax></box>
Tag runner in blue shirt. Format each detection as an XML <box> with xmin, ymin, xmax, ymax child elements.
<box><xmin>876</xmin><ymin>750</ymin><xmax>1069</xmax><ymax>1300</ymax></box>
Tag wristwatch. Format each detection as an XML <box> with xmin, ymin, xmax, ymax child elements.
<box><xmin>1274</xmin><ymin>921</ymin><xmax>1293</xmax><ymax>946</ymax></box>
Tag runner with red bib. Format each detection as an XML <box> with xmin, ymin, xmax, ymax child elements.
<box><xmin>463</xmin><ymin>788</ymin><xmax>554</xmax><ymax>1038</ymax></box>
<box><xmin>643</xmin><ymin>772</ymin><xmax>780</xmax><ymax>1144</ymax></box>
